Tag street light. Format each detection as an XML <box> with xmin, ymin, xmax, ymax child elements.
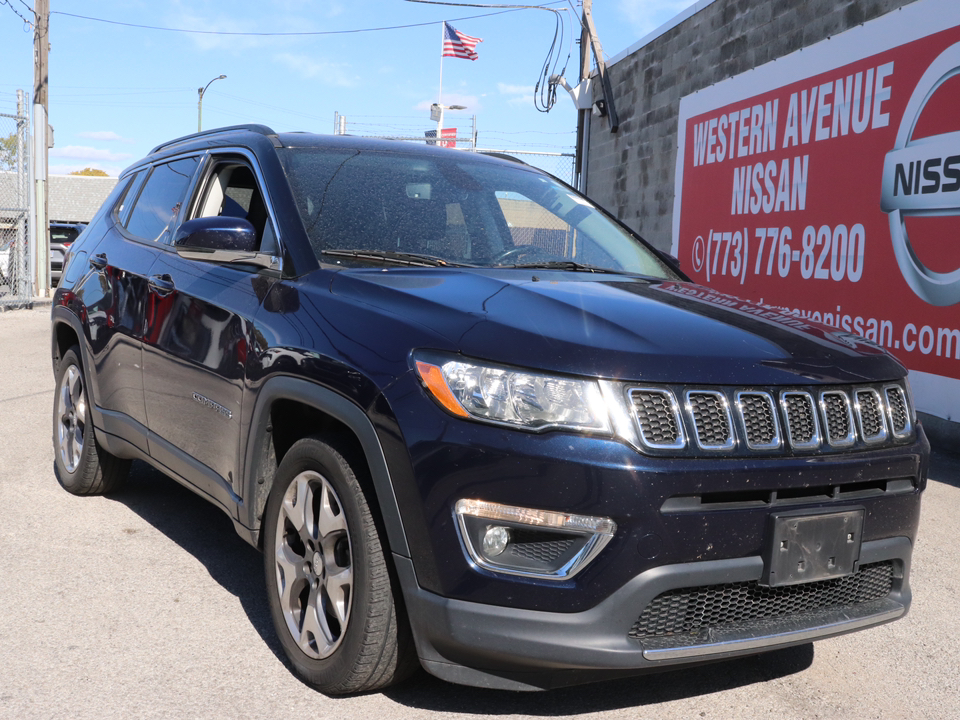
<box><xmin>430</xmin><ymin>102</ymin><xmax>466</xmax><ymax>136</ymax></box>
<box><xmin>198</xmin><ymin>74</ymin><xmax>227</xmax><ymax>132</ymax></box>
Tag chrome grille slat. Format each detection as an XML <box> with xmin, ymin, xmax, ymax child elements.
<box><xmin>629</xmin><ymin>388</ymin><xmax>685</xmax><ymax>449</ymax></box>
<box><xmin>782</xmin><ymin>392</ymin><xmax>820</xmax><ymax>450</ymax></box>
<box><xmin>686</xmin><ymin>391</ymin><xmax>734</xmax><ymax>450</ymax></box>
<box><xmin>736</xmin><ymin>392</ymin><xmax>780</xmax><ymax>450</ymax></box>
<box><xmin>821</xmin><ymin>391</ymin><xmax>855</xmax><ymax>447</ymax></box>
<box><xmin>855</xmin><ymin>389</ymin><xmax>888</xmax><ymax>443</ymax></box>
<box><xmin>884</xmin><ymin>385</ymin><xmax>911</xmax><ymax>438</ymax></box>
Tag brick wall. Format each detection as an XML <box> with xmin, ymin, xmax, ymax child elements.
<box><xmin>586</xmin><ymin>0</ymin><xmax>918</xmax><ymax>252</ymax></box>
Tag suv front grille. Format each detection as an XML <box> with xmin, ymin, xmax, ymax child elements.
<box><xmin>627</xmin><ymin>382</ymin><xmax>912</xmax><ymax>456</ymax></box>
<box><xmin>629</xmin><ymin>561</ymin><xmax>894</xmax><ymax>640</ymax></box>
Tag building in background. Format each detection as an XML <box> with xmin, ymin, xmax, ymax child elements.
<box><xmin>585</xmin><ymin>0</ymin><xmax>958</xmax><ymax>438</ymax></box>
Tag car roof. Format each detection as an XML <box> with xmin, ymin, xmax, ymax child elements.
<box><xmin>128</xmin><ymin>124</ymin><xmax>529</xmax><ymax>177</ymax></box>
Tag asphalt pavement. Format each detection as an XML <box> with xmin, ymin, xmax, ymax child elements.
<box><xmin>1</xmin><ymin>304</ymin><xmax>958</xmax><ymax>720</ymax></box>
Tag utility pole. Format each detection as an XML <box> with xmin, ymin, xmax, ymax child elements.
<box><xmin>575</xmin><ymin>0</ymin><xmax>592</xmax><ymax>192</ymax></box>
<box><xmin>33</xmin><ymin>0</ymin><xmax>50</xmax><ymax>297</ymax></box>
<box><xmin>582</xmin><ymin>0</ymin><xmax>618</xmax><ymax>133</ymax></box>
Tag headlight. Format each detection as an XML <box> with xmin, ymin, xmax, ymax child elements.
<box><xmin>414</xmin><ymin>354</ymin><xmax>612</xmax><ymax>433</ymax></box>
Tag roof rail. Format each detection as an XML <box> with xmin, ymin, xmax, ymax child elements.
<box><xmin>149</xmin><ymin>124</ymin><xmax>277</xmax><ymax>155</ymax></box>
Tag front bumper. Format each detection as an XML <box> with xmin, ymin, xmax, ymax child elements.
<box><xmin>397</xmin><ymin>535</ymin><xmax>912</xmax><ymax>691</ymax></box>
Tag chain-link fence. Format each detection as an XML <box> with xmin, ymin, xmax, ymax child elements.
<box><xmin>1</xmin><ymin>101</ymin><xmax>31</xmax><ymax>309</ymax></box>
<box><xmin>472</xmin><ymin>149</ymin><xmax>576</xmax><ymax>187</ymax></box>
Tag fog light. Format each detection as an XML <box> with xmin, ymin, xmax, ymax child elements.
<box><xmin>482</xmin><ymin>525</ymin><xmax>511</xmax><ymax>556</ymax></box>
<box><xmin>454</xmin><ymin>498</ymin><xmax>616</xmax><ymax>580</ymax></box>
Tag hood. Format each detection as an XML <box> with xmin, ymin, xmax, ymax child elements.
<box><xmin>329</xmin><ymin>268</ymin><xmax>904</xmax><ymax>385</ymax></box>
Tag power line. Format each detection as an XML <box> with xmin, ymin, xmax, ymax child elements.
<box><xmin>49</xmin><ymin>8</ymin><xmax>525</xmax><ymax>36</ymax></box>
<box><xmin>1</xmin><ymin>0</ymin><xmax>34</xmax><ymax>28</ymax></box>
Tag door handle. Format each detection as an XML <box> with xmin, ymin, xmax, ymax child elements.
<box><xmin>148</xmin><ymin>273</ymin><xmax>176</xmax><ymax>296</ymax></box>
<box><xmin>89</xmin><ymin>253</ymin><xmax>107</xmax><ymax>270</ymax></box>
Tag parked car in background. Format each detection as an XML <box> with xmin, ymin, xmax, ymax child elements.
<box><xmin>49</xmin><ymin>222</ymin><xmax>86</xmax><ymax>285</ymax></box>
<box><xmin>50</xmin><ymin>125</ymin><xmax>928</xmax><ymax>695</ymax></box>
<box><xmin>0</xmin><ymin>233</ymin><xmax>11</xmax><ymax>287</ymax></box>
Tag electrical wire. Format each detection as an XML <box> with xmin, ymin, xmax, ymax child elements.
<box><xmin>404</xmin><ymin>0</ymin><xmax>572</xmax><ymax>113</ymax></box>
<box><xmin>49</xmin><ymin>8</ymin><xmax>524</xmax><ymax>36</ymax></box>
<box><xmin>532</xmin><ymin>5</ymin><xmax>571</xmax><ymax>112</ymax></box>
<box><xmin>1</xmin><ymin>0</ymin><xmax>33</xmax><ymax>29</ymax></box>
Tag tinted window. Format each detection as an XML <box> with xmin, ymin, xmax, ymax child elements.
<box><xmin>49</xmin><ymin>226</ymin><xmax>82</xmax><ymax>244</ymax></box>
<box><xmin>116</xmin><ymin>170</ymin><xmax>148</xmax><ymax>226</ymax></box>
<box><xmin>278</xmin><ymin>148</ymin><xmax>677</xmax><ymax>278</ymax></box>
<box><xmin>126</xmin><ymin>157</ymin><xmax>200</xmax><ymax>243</ymax></box>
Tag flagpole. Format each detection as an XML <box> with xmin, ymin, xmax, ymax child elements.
<box><xmin>437</xmin><ymin>22</ymin><xmax>445</xmax><ymax>134</ymax></box>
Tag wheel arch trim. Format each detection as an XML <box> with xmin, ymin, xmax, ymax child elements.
<box><xmin>51</xmin><ymin>305</ymin><xmax>106</xmax><ymax>432</ymax></box>
<box><xmin>242</xmin><ymin>376</ymin><xmax>410</xmax><ymax>558</ymax></box>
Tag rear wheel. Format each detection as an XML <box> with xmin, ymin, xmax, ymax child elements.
<box><xmin>262</xmin><ymin>436</ymin><xmax>417</xmax><ymax>694</ymax></box>
<box><xmin>53</xmin><ymin>346</ymin><xmax>130</xmax><ymax>495</ymax></box>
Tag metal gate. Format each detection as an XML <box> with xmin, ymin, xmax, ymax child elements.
<box><xmin>1</xmin><ymin>98</ymin><xmax>31</xmax><ymax>309</ymax></box>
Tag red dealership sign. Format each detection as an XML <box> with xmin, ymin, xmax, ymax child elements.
<box><xmin>673</xmin><ymin>0</ymin><xmax>960</xmax><ymax>419</ymax></box>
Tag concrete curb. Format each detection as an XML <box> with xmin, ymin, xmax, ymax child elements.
<box><xmin>0</xmin><ymin>296</ymin><xmax>52</xmax><ymax>312</ymax></box>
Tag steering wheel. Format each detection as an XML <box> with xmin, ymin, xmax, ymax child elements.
<box><xmin>491</xmin><ymin>244</ymin><xmax>558</xmax><ymax>265</ymax></box>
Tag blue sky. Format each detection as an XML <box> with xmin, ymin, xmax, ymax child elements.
<box><xmin>0</xmin><ymin>0</ymin><xmax>697</xmax><ymax>177</ymax></box>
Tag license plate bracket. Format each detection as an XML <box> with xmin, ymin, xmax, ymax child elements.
<box><xmin>760</xmin><ymin>509</ymin><xmax>864</xmax><ymax>587</ymax></box>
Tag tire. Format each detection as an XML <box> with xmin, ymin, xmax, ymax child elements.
<box><xmin>53</xmin><ymin>346</ymin><xmax>130</xmax><ymax>495</ymax></box>
<box><xmin>263</xmin><ymin>436</ymin><xmax>418</xmax><ymax>695</ymax></box>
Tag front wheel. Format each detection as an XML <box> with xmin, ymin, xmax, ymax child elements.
<box><xmin>53</xmin><ymin>346</ymin><xmax>130</xmax><ymax>495</ymax></box>
<box><xmin>262</xmin><ymin>436</ymin><xmax>417</xmax><ymax>694</ymax></box>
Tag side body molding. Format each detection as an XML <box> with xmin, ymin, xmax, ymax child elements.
<box><xmin>240</xmin><ymin>376</ymin><xmax>411</xmax><ymax>558</ymax></box>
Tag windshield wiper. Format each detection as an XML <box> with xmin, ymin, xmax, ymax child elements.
<box><xmin>322</xmin><ymin>249</ymin><xmax>461</xmax><ymax>268</ymax></box>
<box><xmin>507</xmin><ymin>261</ymin><xmax>621</xmax><ymax>274</ymax></box>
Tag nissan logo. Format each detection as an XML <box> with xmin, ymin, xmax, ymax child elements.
<box><xmin>881</xmin><ymin>42</ymin><xmax>960</xmax><ymax>306</ymax></box>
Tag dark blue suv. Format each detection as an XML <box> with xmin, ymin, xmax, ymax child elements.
<box><xmin>51</xmin><ymin>125</ymin><xmax>927</xmax><ymax>694</ymax></box>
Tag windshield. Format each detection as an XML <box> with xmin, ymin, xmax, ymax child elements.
<box><xmin>278</xmin><ymin>147</ymin><xmax>678</xmax><ymax>278</ymax></box>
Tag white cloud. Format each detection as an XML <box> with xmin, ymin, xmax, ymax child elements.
<box><xmin>76</xmin><ymin>131</ymin><xmax>132</xmax><ymax>143</ymax></box>
<box><xmin>274</xmin><ymin>53</ymin><xmax>356</xmax><ymax>87</ymax></box>
<box><xmin>50</xmin><ymin>146</ymin><xmax>134</xmax><ymax>163</ymax></box>
<box><xmin>497</xmin><ymin>83</ymin><xmax>534</xmax><ymax>107</ymax></box>
<box><xmin>618</xmin><ymin>0</ymin><xmax>697</xmax><ymax>37</ymax></box>
<box><xmin>498</xmin><ymin>83</ymin><xmax>533</xmax><ymax>96</ymax></box>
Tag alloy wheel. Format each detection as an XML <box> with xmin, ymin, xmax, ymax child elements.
<box><xmin>57</xmin><ymin>363</ymin><xmax>86</xmax><ymax>474</ymax></box>
<box><xmin>273</xmin><ymin>470</ymin><xmax>353</xmax><ymax>659</ymax></box>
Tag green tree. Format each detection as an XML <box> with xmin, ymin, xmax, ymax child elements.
<box><xmin>0</xmin><ymin>133</ymin><xmax>19</xmax><ymax>171</ymax></box>
<box><xmin>70</xmin><ymin>167</ymin><xmax>109</xmax><ymax>177</ymax></box>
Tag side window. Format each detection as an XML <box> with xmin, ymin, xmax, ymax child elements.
<box><xmin>115</xmin><ymin>170</ymin><xmax>147</xmax><ymax>226</ymax></box>
<box><xmin>125</xmin><ymin>156</ymin><xmax>201</xmax><ymax>243</ymax></box>
<box><xmin>195</xmin><ymin>161</ymin><xmax>278</xmax><ymax>254</ymax></box>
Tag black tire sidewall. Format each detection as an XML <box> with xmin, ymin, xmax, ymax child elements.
<box><xmin>263</xmin><ymin>437</ymin><xmax>382</xmax><ymax>692</ymax></box>
<box><xmin>52</xmin><ymin>347</ymin><xmax>97</xmax><ymax>493</ymax></box>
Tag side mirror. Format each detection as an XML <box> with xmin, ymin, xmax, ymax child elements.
<box><xmin>174</xmin><ymin>216</ymin><xmax>258</xmax><ymax>253</ymax></box>
<box><xmin>172</xmin><ymin>216</ymin><xmax>279</xmax><ymax>273</ymax></box>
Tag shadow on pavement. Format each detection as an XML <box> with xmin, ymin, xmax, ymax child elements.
<box><xmin>384</xmin><ymin>644</ymin><xmax>813</xmax><ymax>713</ymax></box>
<box><xmin>110</xmin><ymin>460</ymin><xmax>816</xmax><ymax>711</ymax></box>
<box><xmin>929</xmin><ymin>449</ymin><xmax>960</xmax><ymax>490</ymax></box>
<box><xmin>108</xmin><ymin>460</ymin><xmax>287</xmax><ymax>664</ymax></box>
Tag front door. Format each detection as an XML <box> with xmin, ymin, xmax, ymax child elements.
<box><xmin>141</xmin><ymin>156</ymin><xmax>279</xmax><ymax>507</ymax></box>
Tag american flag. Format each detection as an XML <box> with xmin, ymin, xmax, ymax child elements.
<box><xmin>442</xmin><ymin>22</ymin><xmax>482</xmax><ymax>61</ymax></box>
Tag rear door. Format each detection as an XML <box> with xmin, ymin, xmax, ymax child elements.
<box><xmin>83</xmin><ymin>157</ymin><xmax>201</xmax><ymax>451</ymax></box>
<box><xmin>141</xmin><ymin>152</ymin><xmax>280</xmax><ymax>507</ymax></box>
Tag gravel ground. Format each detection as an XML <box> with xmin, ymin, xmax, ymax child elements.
<box><xmin>1</xmin><ymin>304</ymin><xmax>958</xmax><ymax>720</ymax></box>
